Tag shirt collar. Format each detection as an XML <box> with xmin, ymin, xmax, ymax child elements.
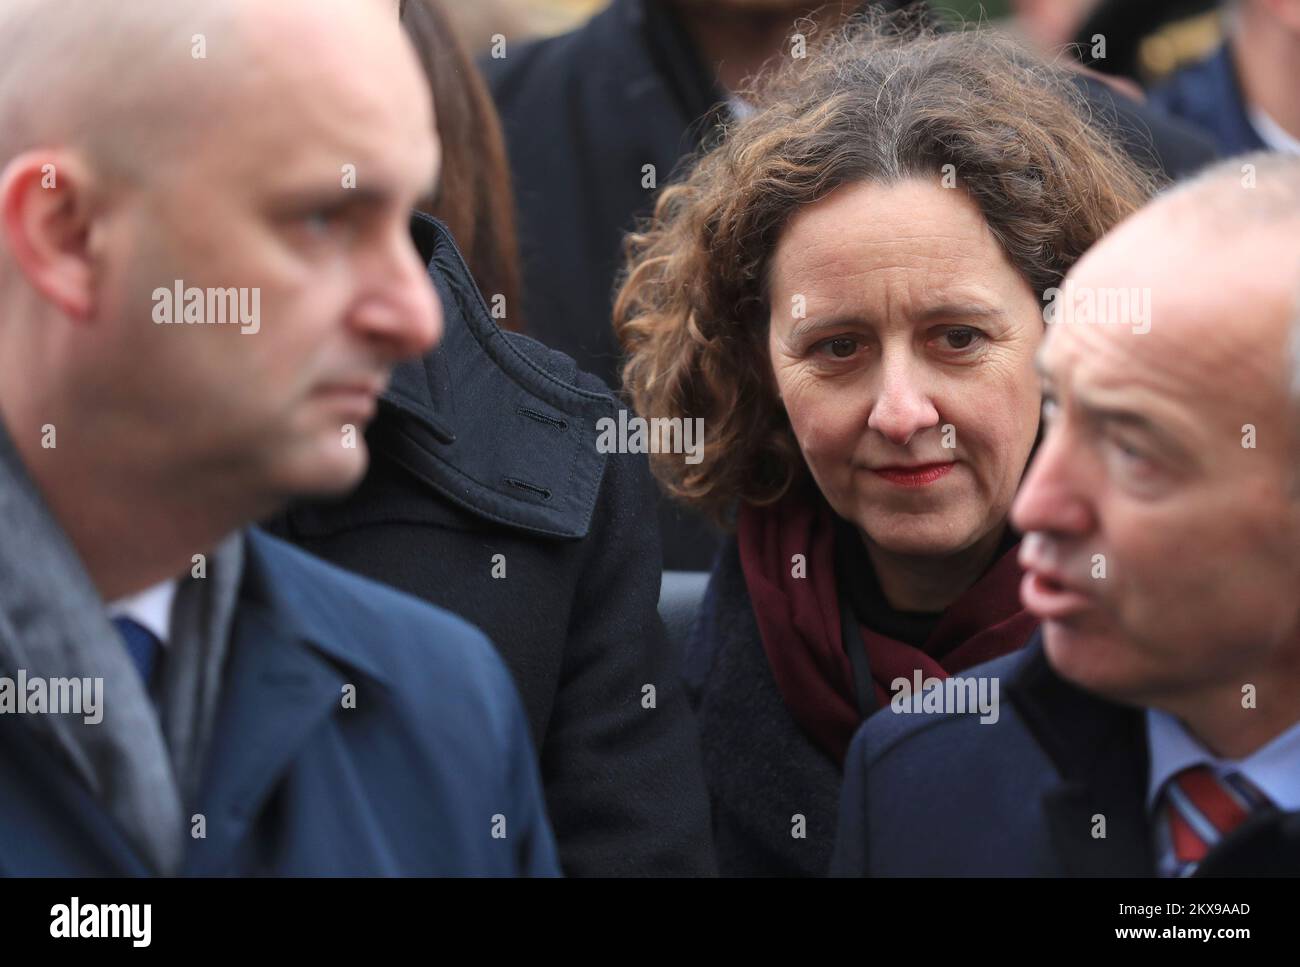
<box><xmin>106</xmin><ymin>579</ymin><xmax>179</xmax><ymax>648</ymax></box>
<box><xmin>1248</xmin><ymin>105</ymin><xmax>1300</xmax><ymax>155</ymax></box>
<box><xmin>1146</xmin><ymin>707</ymin><xmax>1300</xmax><ymax>813</ymax></box>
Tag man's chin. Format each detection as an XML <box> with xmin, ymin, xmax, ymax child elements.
<box><xmin>1041</xmin><ymin>619</ymin><xmax>1151</xmax><ymax>705</ymax></box>
<box><xmin>274</xmin><ymin>442</ymin><xmax>371</xmax><ymax>501</ymax></box>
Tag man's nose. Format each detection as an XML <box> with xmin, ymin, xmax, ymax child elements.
<box><xmin>867</xmin><ymin>353</ymin><xmax>940</xmax><ymax>447</ymax></box>
<box><xmin>1011</xmin><ymin>420</ymin><xmax>1095</xmax><ymax>538</ymax></box>
<box><xmin>351</xmin><ymin>231</ymin><xmax>443</xmax><ymax>360</ymax></box>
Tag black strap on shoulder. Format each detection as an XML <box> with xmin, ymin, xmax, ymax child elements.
<box><xmin>837</xmin><ymin>562</ymin><xmax>877</xmax><ymax>720</ymax></box>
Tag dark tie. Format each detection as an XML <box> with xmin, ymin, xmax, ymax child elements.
<box><xmin>112</xmin><ymin>616</ymin><xmax>162</xmax><ymax>688</ymax></box>
<box><xmin>1161</xmin><ymin>764</ymin><xmax>1273</xmax><ymax>876</ymax></box>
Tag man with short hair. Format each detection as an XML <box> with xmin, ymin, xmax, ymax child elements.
<box><xmin>833</xmin><ymin>153</ymin><xmax>1300</xmax><ymax>875</ymax></box>
<box><xmin>0</xmin><ymin>0</ymin><xmax>558</xmax><ymax>875</ymax></box>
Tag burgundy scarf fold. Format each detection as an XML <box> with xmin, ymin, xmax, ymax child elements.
<box><xmin>737</xmin><ymin>494</ymin><xmax>1039</xmax><ymax>766</ymax></box>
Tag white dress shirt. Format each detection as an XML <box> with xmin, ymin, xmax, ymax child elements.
<box><xmin>106</xmin><ymin>579</ymin><xmax>179</xmax><ymax>649</ymax></box>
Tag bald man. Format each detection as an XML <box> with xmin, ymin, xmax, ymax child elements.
<box><xmin>832</xmin><ymin>153</ymin><xmax>1300</xmax><ymax>876</ymax></box>
<box><xmin>0</xmin><ymin>0</ymin><xmax>558</xmax><ymax>875</ymax></box>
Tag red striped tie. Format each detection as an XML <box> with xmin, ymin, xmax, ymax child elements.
<box><xmin>1163</xmin><ymin>765</ymin><xmax>1271</xmax><ymax>870</ymax></box>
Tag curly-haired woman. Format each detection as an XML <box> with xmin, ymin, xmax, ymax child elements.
<box><xmin>615</xmin><ymin>17</ymin><xmax>1160</xmax><ymax>875</ymax></box>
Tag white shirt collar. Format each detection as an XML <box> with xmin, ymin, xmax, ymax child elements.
<box><xmin>106</xmin><ymin>579</ymin><xmax>179</xmax><ymax>648</ymax></box>
<box><xmin>1146</xmin><ymin>707</ymin><xmax>1300</xmax><ymax>813</ymax></box>
<box><xmin>1248</xmin><ymin>105</ymin><xmax>1300</xmax><ymax>155</ymax></box>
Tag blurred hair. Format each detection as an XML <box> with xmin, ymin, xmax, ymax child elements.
<box><xmin>401</xmin><ymin>0</ymin><xmax>524</xmax><ymax>331</ymax></box>
<box><xmin>613</xmin><ymin>11</ymin><xmax>1159</xmax><ymax>527</ymax></box>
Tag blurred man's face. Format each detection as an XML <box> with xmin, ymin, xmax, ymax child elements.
<box><xmin>81</xmin><ymin>7</ymin><xmax>441</xmax><ymax>504</ymax></box>
<box><xmin>1011</xmin><ymin>223</ymin><xmax>1300</xmax><ymax>708</ymax></box>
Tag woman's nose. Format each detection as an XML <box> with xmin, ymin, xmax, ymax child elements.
<box><xmin>867</xmin><ymin>358</ymin><xmax>940</xmax><ymax>447</ymax></box>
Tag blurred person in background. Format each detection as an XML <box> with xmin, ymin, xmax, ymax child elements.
<box><xmin>271</xmin><ymin>0</ymin><xmax>715</xmax><ymax>876</ymax></box>
<box><xmin>614</xmin><ymin>17</ymin><xmax>1157</xmax><ymax>874</ymax></box>
<box><xmin>402</xmin><ymin>0</ymin><xmax>525</xmax><ymax>331</ymax></box>
<box><xmin>1012</xmin><ymin>0</ymin><xmax>1222</xmax><ymax>84</ymax></box>
<box><xmin>439</xmin><ymin>0</ymin><xmax>596</xmax><ymax>52</ymax></box>
<box><xmin>1148</xmin><ymin>0</ymin><xmax>1300</xmax><ymax>155</ymax></box>
<box><xmin>1012</xmin><ymin>0</ymin><xmax>1103</xmax><ymax>52</ymax></box>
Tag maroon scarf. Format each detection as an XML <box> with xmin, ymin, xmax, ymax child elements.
<box><xmin>737</xmin><ymin>493</ymin><xmax>1038</xmax><ymax>766</ymax></box>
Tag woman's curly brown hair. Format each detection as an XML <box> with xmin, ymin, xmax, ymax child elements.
<box><xmin>613</xmin><ymin>12</ymin><xmax>1161</xmax><ymax>529</ymax></box>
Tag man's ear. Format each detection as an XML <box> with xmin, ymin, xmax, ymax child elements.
<box><xmin>0</xmin><ymin>150</ymin><xmax>98</xmax><ymax>321</ymax></box>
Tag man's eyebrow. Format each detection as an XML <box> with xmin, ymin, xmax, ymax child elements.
<box><xmin>271</xmin><ymin>184</ymin><xmax>396</xmax><ymax>214</ymax></box>
<box><xmin>1074</xmin><ymin>396</ymin><xmax>1189</xmax><ymax>456</ymax></box>
<box><xmin>1079</xmin><ymin>402</ymin><xmax>1160</xmax><ymax>431</ymax></box>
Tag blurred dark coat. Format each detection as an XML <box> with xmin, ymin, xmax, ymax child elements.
<box><xmin>481</xmin><ymin>0</ymin><xmax>727</xmax><ymax>570</ymax></box>
<box><xmin>1147</xmin><ymin>44</ymin><xmax>1268</xmax><ymax>156</ymax></box>
<box><xmin>482</xmin><ymin>0</ymin><xmax>1215</xmax><ymax>568</ymax></box>
<box><xmin>832</xmin><ymin>634</ymin><xmax>1300</xmax><ymax>875</ymax></box>
<box><xmin>268</xmin><ymin>214</ymin><xmax>715</xmax><ymax>876</ymax></box>
<box><xmin>0</xmin><ymin>529</ymin><xmax>559</xmax><ymax>875</ymax></box>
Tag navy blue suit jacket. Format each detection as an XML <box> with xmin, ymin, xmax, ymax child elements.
<box><xmin>0</xmin><ymin>529</ymin><xmax>561</xmax><ymax>875</ymax></box>
<box><xmin>1148</xmin><ymin>44</ymin><xmax>1267</xmax><ymax>157</ymax></box>
<box><xmin>832</xmin><ymin>634</ymin><xmax>1300</xmax><ymax>876</ymax></box>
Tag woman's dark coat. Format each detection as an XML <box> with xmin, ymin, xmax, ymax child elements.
<box><xmin>684</xmin><ymin>539</ymin><xmax>844</xmax><ymax>876</ymax></box>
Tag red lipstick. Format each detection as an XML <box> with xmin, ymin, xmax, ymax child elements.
<box><xmin>870</xmin><ymin>463</ymin><xmax>955</xmax><ymax>487</ymax></box>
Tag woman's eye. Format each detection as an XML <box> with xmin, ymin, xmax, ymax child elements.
<box><xmin>814</xmin><ymin>337</ymin><xmax>860</xmax><ymax>359</ymax></box>
<box><xmin>942</xmin><ymin>327</ymin><xmax>981</xmax><ymax>350</ymax></box>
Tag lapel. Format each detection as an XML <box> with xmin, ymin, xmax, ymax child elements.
<box><xmin>182</xmin><ymin>531</ymin><xmax>391</xmax><ymax>874</ymax></box>
<box><xmin>0</xmin><ymin>717</ymin><xmax>151</xmax><ymax>875</ymax></box>
<box><xmin>1008</xmin><ymin>637</ymin><xmax>1155</xmax><ymax>874</ymax></box>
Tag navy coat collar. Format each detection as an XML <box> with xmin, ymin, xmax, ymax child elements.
<box><xmin>0</xmin><ymin>529</ymin><xmax>394</xmax><ymax>875</ymax></box>
<box><xmin>1006</xmin><ymin>636</ymin><xmax>1155</xmax><ymax>874</ymax></box>
<box><xmin>1149</xmin><ymin>43</ymin><xmax>1267</xmax><ymax>156</ymax></box>
<box><xmin>183</xmin><ymin>530</ymin><xmax>392</xmax><ymax>874</ymax></box>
